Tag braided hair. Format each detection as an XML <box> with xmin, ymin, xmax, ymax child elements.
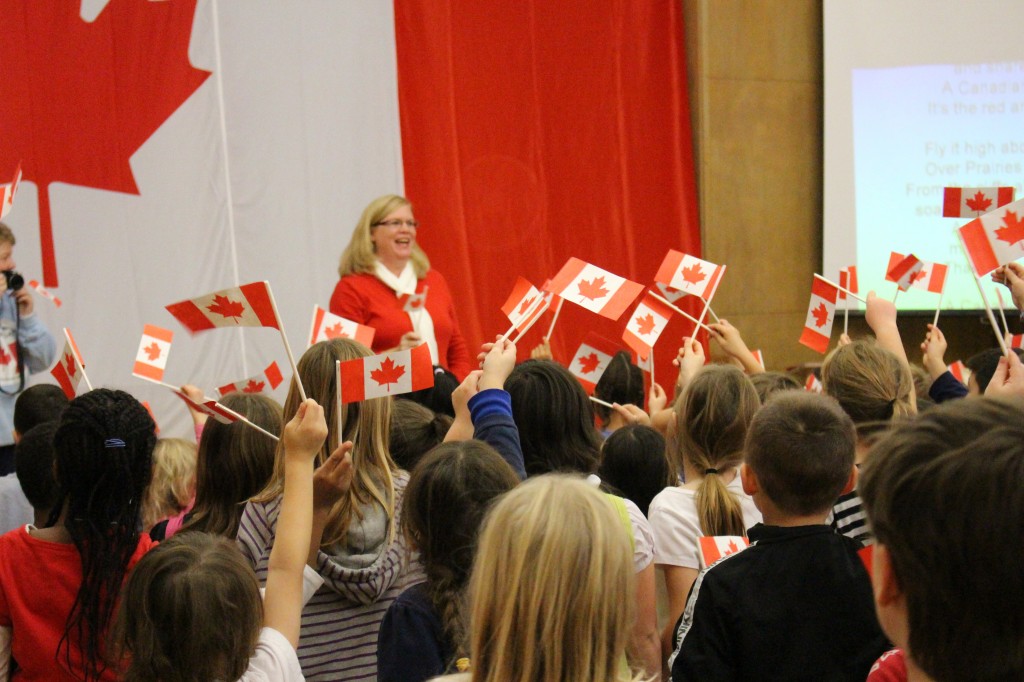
<box><xmin>45</xmin><ymin>389</ymin><xmax>156</xmax><ymax>680</ymax></box>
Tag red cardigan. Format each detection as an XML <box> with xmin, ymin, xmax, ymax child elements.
<box><xmin>329</xmin><ymin>270</ymin><xmax>472</xmax><ymax>380</ymax></box>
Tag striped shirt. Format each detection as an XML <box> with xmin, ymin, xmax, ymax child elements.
<box><xmin>237</xmin><ymin>472</ymin><xmax>423</xmax><ymax>681</ymax></box>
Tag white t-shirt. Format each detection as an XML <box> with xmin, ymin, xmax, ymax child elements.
<box><xmin>648</xmin><ymin>475</ymin><xmax>762</xmax><ymax>569</ymax></box>
<box><xmin>239</xmin><ymin>628</ymin><xmax>305</xmax><ymax>681</ymax></box>
<box><xmin>623</xmin><ymin>497</ymin><xmax>655</xmax><ymax>573</ymax></box>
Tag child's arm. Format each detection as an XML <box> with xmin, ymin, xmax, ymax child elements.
<box><xmin>865</xmin><ymin>291</ymin><xmax>918</xmax><ymax>413</ymax></box>
<box><xmin>309</xmin><ymin>442</ymin><xmax>354</xmax><ymax>567</ymax></box>
<box><xmin>470</xmin><ymin>336</ymin><xmax>526</xmax><ymax>478</ymax></box>
<box><xmin>986</xmin><ymin>351</ymin><xmax>1024</xmax><ymax>397</ymax></box>
<box><xmin>921</xmin><ymin>323</ymin><xmax>948</xmax><ymax>380</ymax></box>
<box><xmin>263</xmin><ymin>399</ymin><xmax>328</xmax><ymax>648</ymax></box>
<box><xmin>444</xmin><ymin>370</ymin><xmax>482</xmax><ymax>443</ymax></box>
<box><xmin>179</xmin><ymin>383</ymin><xmax>209</xmax><ymax>432</ymax></box>
<box><xmin>709</xmin><ymin>320</ymin><xmax>764</xmax><ymax>375</ymax></box>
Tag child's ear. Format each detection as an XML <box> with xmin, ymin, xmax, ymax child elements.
<box><xmin>841</xmin><ymin>465</ymin><xmax>858</xmax><ymax>496</ymax></box>
<box><xmin>740</xmin><ymin>463</ymin><xmax>758</xmax><ymax>496</ymax></box>
<box><xmin>873</xmin><ymin>543</ymin><xmax>902</xmax><ymax>606</ymax></box>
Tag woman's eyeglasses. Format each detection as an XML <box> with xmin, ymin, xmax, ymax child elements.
<box><xmin>373</xmin><ymin>219</ymin><xmax>419</xmax><ymax>229</ymax></box>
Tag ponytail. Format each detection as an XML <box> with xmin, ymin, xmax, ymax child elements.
<box><xmin>695</xmin><ymin>472</ymin><xmax>747</xmax><ymax>537</ymax></box>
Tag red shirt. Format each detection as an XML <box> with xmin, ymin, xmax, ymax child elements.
<box><xmin>0</xmin><ymin>526</ymin><xmax>156</xmax><ymax>681</ymax></box>
<box><xmin>867</xmin><ymin>648</ymin><xmax>908</xmax><ymax>682</ymax></box>
<box><xmin>329</xmin><ymin>270</ymin><xmax>472</xmax><ymax>380</ymax></box>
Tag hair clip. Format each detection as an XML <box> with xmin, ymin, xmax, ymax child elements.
<box><xmin>704</xmin><ymin>468</ymin><xmax>719</xmax><ymax>475</ymax></box>
<box><xmin>104</xmin><ymin>438</ymin><xmax>126</xmax><ymax>449</ymax></box>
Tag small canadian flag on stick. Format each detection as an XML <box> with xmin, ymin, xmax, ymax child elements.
<box><xmin>132</xmin><ymin>324</ymin><xmax>173</xmax><ymax>383</ymax></box>
<box><xmin>654</xmin><ymin>250</ymin><xmax>726</xmax><ymax>301</ymax></box>
<box><xmin>501</xmin><ymin>277</ymin><xmax>547</xmax><ymax>334</ymax></box>
<box><xmin>172</xmin><ymin>389</ymin><xmax>279</xmax><ymax>441</ymax></box>
<box><xmin>568</xmin><ymin>333</ymin><xmax>619</xmax><ymax>394</ymax></box>
<box><xmin>805</xmin><ymin>373</ymin><xmax>823</xmax><ymax>393</ymax></box>
<box><xmin>28</xmin><ymin>280</ymin><xmax>61</xmax><ymax>308</ymax></box>
<box><xmin>837</xmin><ymin>266</ymin><xmax>858</xmax><ymax>300</ymax></box>
<box><xmin>337</xmin><ymin>343</ymin><xmax>433</xmax><ymax>403</ymax></box>
<box><xmin>698</xmin><ymin>536</ymin><xmax>750</xmax><ymax>569</ymax></box>
<box><xmin>750</xmin><ymin>349</ymin><xmax>765</xmax><ymax>371</ymax></box>
<box><xmin>546</xmin><ymin>258</ymin><xmax>644</xmax><ymax>321</ymax></box>
<box><xmin>308</xmin><ymin>305</ymin><xmax>375</xmax><ymax>349</ymax></box>
<box><xmin>942</xmin><ymin>186</ymin><xmax>1015</xmax><ymax>218</ymax></box>
<box><xmin>0</xmin><ymin>164</ymin><xmax>22</xmax><ymax>220</ymax></box>
<box><xmin>885</xmin><ymin>253</ymin><xmax>925</xmax><ymax>292</ymax></box>
<box><xmin>217</xmin><ymin>361</ymin><xmax>284</xmax><ymax>397</ymax></box>
<box><xmin>400</xmin><ymin>286</ymin><xmax>429</xmax><ymax>314</ymax></box>
<box><xmin>886</xmin><ymin>252</ymin><xmax>947</xmax><ymax>293</ymax></box>
<box><xmin>51</xmin><ymin>328</ymin><xmax>92</xmax><ymax>399</ymax></box>
<box><xmin>622</xmin><ymin>292</ymin><xmax>674</xmax><ymax>360</ymax></box>
<box><xmin>948</xmin><ymin>360</ymin><xmax>968</xmax><ymax>385</ymax></box>
<box><xmin>958</xmin><ymin>196</ymin><xmax>1024</xmax><ymax>276</ymax></box>
<box><xmin>799</xmin><ymin>276</ymin><xmax>839</xmax><ymax>354</ymax></box>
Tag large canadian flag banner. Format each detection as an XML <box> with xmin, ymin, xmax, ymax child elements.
<box><xmin>547</xmin><ymin>258</ymin><xmax>644</xmax><ymax>321</ymax></box>
<box><xmin>654</xmin><ymin>250</ymin><xmax>725</xmax><ymax>301</ymax></box>
<box><xmin>308</xmin><ymin>305</ymin><xmax>375</xmax><ymax>349</ymax></box>
<box><xmin>338</xmin><ymin>343</ymin><xmax>433</xmax><ymax>403</ymax></box>
<box><xmin>942</xmin><ymin>186</ymin><xmax>1015</xmax><ymax>218</ymax></box>
<box><xmin>799</xmin><ymin>276</ymin><xmax>838</xmax><ymax>354</ymax></box>
<box><xmin>166</xmin><ymin>282</ymin><xmax>280</xmax><ymax>332</ymax></box>
<box><xmin>958</xmin><ymin>197</ymin><xmax>1024</xmax><ymax>276</ymax></box>
<box><xmin>622</xmin><ymin>292</ymin><xmax>674</xmax><ymax>360</ymax></box>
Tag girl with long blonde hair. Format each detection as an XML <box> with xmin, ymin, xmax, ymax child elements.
<box><xmin>449</xmin><ymin>475</ymin><xmax>644</xmax><ymax>682</ymax></box>
<box><xmin>237</xmin><ymin>338</ymin><xmax>422</xmax><ymax>681</ymax></box>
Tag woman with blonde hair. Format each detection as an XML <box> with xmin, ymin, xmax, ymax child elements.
<box><xmin>237</xmin><ymin>338</ymin><xmax>422</xmax><ymax>681</ymax></box>
<box><xmin>448</xmin><ymin>475</ymin><xmax>643</xmax><ymax>682</ymax></box>
<box><xmin>329</xmin><ymin>194</ymin><xmax>472</xmax><ymax>379</ymax></box>
<box><xmin>648</xmin><ymin>364</ymin><xmax>762</xmax><ymax>659</ymax></box>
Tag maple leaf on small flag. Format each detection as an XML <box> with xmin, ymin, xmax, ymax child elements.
<box><xmin>811</xmin><ymin>303</ymin><xmax>830</xmax><ymax>328</ymax></box>
<box><xmin>0</xmin><ymin>347</ymin><xmax>11</xmax><ymax>366</ymax></box>
<box><xmin>370</xmin><ymin>357</ymin><xmax>406</xmax><ymax>391</ymax></box>
<box><xmin>410</xmin><ymin>298</ymin><xmax>423</xmax><ymax>309</ymax></box>
<box><xmin>909</xmin><ymin>269</ymin><xmax>927</xmax><ymax>284</ymax></box>
<box><xmin>727</xmin><ymin>539</ymin><xmax>739</xmax><ymax>553</ymax></box>
<box><xmin>577</xmin><ymin>277</ymin><xmax>609</xmax><ymax>301</ymax></box>
<box><xmin>577</xmin><ymin>352</ymin><xmax>601</xmax><ymax>374</ymax></box>
<box><xmin>518</xmin><ymin>296</ymin><xmax>536</xmax><ymax>315</ymax></box>
<box><xmin>206</xmin><ymin>294</ymin><xmax>246</xmax><ymax>322</ymax></box>
<box><xmin>144</xmin><ymin>342</ymin><xmax>162</xmax><ymax>361</ymax></box>
<box><xmin>64</xmin><ymin>353</ymin><xmax>77</xmax><ymax>378</ymax></box>
<box><xmin>680</xmin><ymin>262</ymin><xmax>706</xmax><ymax>284</ymax></box>
<box><xmin>324</xmin><ymin>322</ymin><xmax>349</xmax><ymax>340</ymax></box>
<box><xmin>635</xmin><ymin>313</ymin><xmax>657</xmax><ymax>336</ymax></box>
<box><xmin>994</xmin><ymin>211</ymin><xmax>1024</xmax><ymax>248</ymax></box>
<box><xmin>966</xmin><ymin>191</ymin><xmax>993</xmax><ymax>213</ymax></box>
<box><xmin>243</xmin><ymin>379</ymin><xmax>264</xmax><ymax>393</ymax></box>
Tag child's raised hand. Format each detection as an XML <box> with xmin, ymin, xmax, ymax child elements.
<box><xmin>313</xmin><ymin>441</ymin><xmax>353</xmax><ymax>512</ymax></box>
<box><xmin>180</xmin><ymin>383</ymin><xmax>209</xmax><ymax>428</ymax></box>
<box><xmin>648</xmin><ymin>382</ymin><xmax>668</xmax><ymax>414</ymax></box>
<box><xmin>530</xmin><ymin>336</ymin><xmax>553</xmax><ymax>360</ymax></box>
<box><xmin>283</xmin><ymin>399</ymin><xmax>328</xmax><ymax>461</ymax></box>
<box><xmin>672</xmin><ymin>337</ymin><xmax>705</xmax><ymax>392</ymax></box>
<box><xmin>480</xmin><ymin>335</ymin><xmax>517</xmax><ymax>391</ymax></box>
<box><xmin>985</xmin><ymin>351</ymin><xmax>1024</xmax><ymax>398</ymax></box>
<box><xmin>445</xmin><ymin>370</ymin><xmax>481</xmax><ymax>442</ymax></box>
<box><xmin>709</xmin><ymin>319</ymin><xmax>747</xmax><ymax>357</ymax></box>
<box><xmin>921</xmin><ymin>324</ymin><xmax>948</xmax><ymax>379</ymax></box>
<box><xmin>838</xmin><ymin>333</ymin><xmax>852</xmax><ymax>347</ymax></box>
<box><xmin>612</xmin><ymin>402</ymin><xmax>651</xmax><ymax>427</ymax></box>
<box><xmin>865</xmin><ymin>291</ymin><xmax>897</xmax><ymax>332</ymax></box>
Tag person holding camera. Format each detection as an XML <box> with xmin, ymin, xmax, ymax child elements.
<box><xmin>0</xmin><ymin>223</ymin><xmax>56</xmax><ymax>475</ymax></box>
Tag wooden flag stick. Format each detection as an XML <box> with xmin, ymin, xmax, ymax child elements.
<box><xmin>64</xmin><ymin>328</ymin><xmax>93</xmax><ymax>391</ymax></box>
<box><xmin>843</xmin><ymin>301</ymin><xmax>850</xmax><ymax>336</ymax></box>
<box><xmin>265</xmin><ymin>281</ymin><xmax>307</xmax><ymax>401</ymax></box>
<box><xmin>815</xmin><ymin>275</ymin><xmax>867</xmax><ymax>303</ymax></box>
<box><xmin>996</xmin><ymin>288</ymin><xmax>1011</xmax><ymax>338</ymax></box>
<box><xmin>892</xmin><ymin>288</ymin><xmax>900</xmax><ymax>304</ymax></box>
<box><xmin>589</xmin><ymin>396</ymin><xmax>614</xmax><ymax>409</ymax></box>
<box><xmin>510</xmin><ymin>296</ymin><xmax>551</xmax><ymax>343</ymax></box>
<box><xmin>648</xmin><ymin>292</ymin><xmax>714</xmax><ymax>333</ymax></box>
<box><xmin>932</xmin><ymin>288</ymin><xmax>944</xmax><ymax>328</ymax></box>
<box><xmin>544</xmin><ymin>296</ymin><xmax>565</xmax><ymax>342</ymax></box>
<box><xmin>957</xmin><ymin>235</ymin><xmax>1011</xmax><ymax>356</ymax></box>
<box><xmin>335</xmin><ymin>360</ymin><xmax>344</xmax><ymax>439</ymax></box>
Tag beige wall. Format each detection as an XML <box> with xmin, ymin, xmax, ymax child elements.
<box><xmin>684</xmin><ymin>0</ymin><xmax>997</xmax><ymax>375</ymax></box>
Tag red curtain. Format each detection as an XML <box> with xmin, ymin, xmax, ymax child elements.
<box><xmin>395</xmin><ymin>0</ymin><xmax>702</xmax><ymax>387</ymax></box>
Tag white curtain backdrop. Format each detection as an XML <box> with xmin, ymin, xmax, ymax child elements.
<box><xmin>12</xmin><ymin>0</ymin><xmax>405</xmax><ymax>436</ymax></box>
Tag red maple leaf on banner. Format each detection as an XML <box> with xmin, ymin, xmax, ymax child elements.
<box><xmin>207</xmin><ymin>295</ymin><xmax>246</xmax><ymax>322</ymax></box>
<box><xmin>681</xmin><ymin>262</ymin><xmax>706</xmax><ymax>284</ymax></box>
<box><xmin>144</xmin><ymin>342</ymin><xmax>162</xmax><ymax>361</ymax></box>
<box><xmin>324</xmin><ymin>323</ymin><xmax>349</xmax><ymax>340</ymax></box>
<box><xmin>635</xmin><ymin>313</ymin><xmax>657</xmax><ymax>336</ymax></box>
<box><xmin>994</xmin><ymin>211</ymin><xmax>1024</xmax><ymax>248</ymax></box>
<box><xmin>370</xmin><ymin>357</ymin><xmax>406</xmax><ymax>391</ymax></box>
<box><xmin>243</xmin><ymin>379</ymin><xmax>265</xmax><ymax>393</ymax></box>
<box><xmin>577</xmin><ymin>352</ymin><xmax>601</xmax><ymax>374</ymax></box>
<box><xmin>966</xmin><ymin>191</ymin><xmax>992</xmax><ymax>213</ymax></box>
<box><xmin>0</xmin><ymin>1</ymin><xmax>211</xmax><ymax>286</ymax></box>
<box><xmin>577</xmin><ymin>277</ymin><xmax>609</xmax><ymax>301</ymax></box>
<box><xmin>909</xmin><ymin>269</ymin><xmax>927</xmax><ymax>285</ymax></box>
<box><xmin>518</xmin><ymin>296</ymin><xmax>536</xmax><ymax>315</ymax></box>
<box><xmin>811</xmin><ymin>303</ymin><xmax>830</xmax><ymax>328</ymax></box>
<box><xmin>64</xmin><ymin>353</ymin><xmax>77</xmax><ymax>378</ymax></box>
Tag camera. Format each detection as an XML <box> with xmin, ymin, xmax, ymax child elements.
<box><xmin>3</xmin><ymin>270</ymin><xmax>23</xmax><ymax>292</ymax></box>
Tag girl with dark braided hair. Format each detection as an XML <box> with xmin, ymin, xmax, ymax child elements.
<box><xmin>0</xmin><ymin>388</ymin><xmax>157</xmax><ymax>680</ymax></box>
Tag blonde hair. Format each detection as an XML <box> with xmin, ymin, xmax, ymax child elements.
<box><xmin>253</xmin><ymin>339</ymin><xmax>396</xmax><ymax>546</ymax></box>
<box><xmin>141</xmin><ymin>438</ymin><xmax>197</xmax><ymax>530</ymax></box>
<box><xmin>674</xmin><ymin>365</ymin><xmax>760</xmax><ymax>538</ymax></box>
<box><xmin>338</xmin><ymin>194</ymin><xmax>430</xmax><ymax>278</ymax></box>
<box><xmin>463</xmin><ymin>475</ymin><xmax>640</xmax><ymax>682</ymax></box>
<box><xmin>822</xmin><ymin>339</ymin><xmax>915</xmax><ymax>424</ymax></box>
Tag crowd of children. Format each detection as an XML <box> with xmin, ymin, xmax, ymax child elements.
<box><xmin>0</xmin><ymin>271</ymin><xmax>1022</xmax><ymax>682</ymax></box>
